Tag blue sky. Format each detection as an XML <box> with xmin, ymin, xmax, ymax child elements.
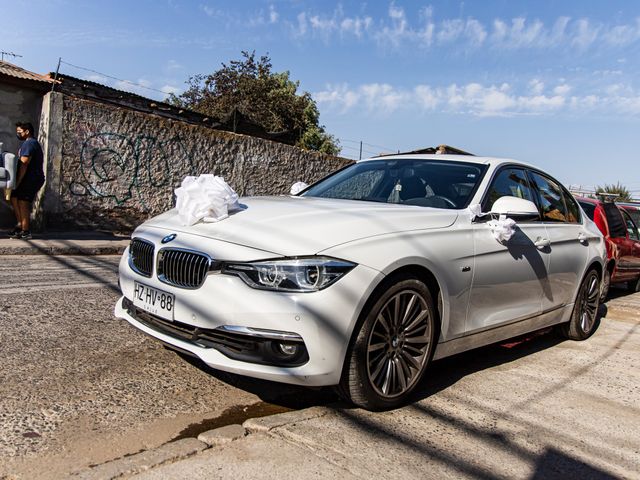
<box><xmin>3</xmin><ymin>0</ymin><xmax>640</xmax><ymax>195</ymax></box>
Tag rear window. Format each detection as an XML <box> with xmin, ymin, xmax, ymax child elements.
<box><xmin>578</xmin><ymin>201</ymin><xmax>596</xmax><ymax>221</ymax></box>
<box><xmin>603</xmin><ymin>203</ymin><xmax>626</xmax><ymax>238</ymax></box>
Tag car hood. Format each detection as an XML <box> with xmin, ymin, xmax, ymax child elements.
<box><xmin>141</xmin><ymin>196</ymin><xmax>458</xmax><ymax>257</ymax></box>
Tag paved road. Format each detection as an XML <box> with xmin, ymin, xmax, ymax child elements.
<box><xmin>0</xmin><ymin>255</ymin><xmax>332</xmax><ymax>479</ymax></box>
<box><xmin>132</xmin><ymin>290</ymin><xmax>640</xmax><ymax>480</ymax></box>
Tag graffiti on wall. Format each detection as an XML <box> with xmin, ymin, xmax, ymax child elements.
<box><xmin>70</xmin><ymin>132</ymin><xmax>195</xmax><ymax>206</ymax></box>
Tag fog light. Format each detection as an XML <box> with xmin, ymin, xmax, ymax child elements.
<box><xmin>277</xmin><ymin>343</ymin><xmax>299</xmax><ymax>356</ymax></box>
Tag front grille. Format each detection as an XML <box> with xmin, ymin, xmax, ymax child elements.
<box><xmin>158</xmin><ymin>249</ymin><xmax>211</xmax><ymax>289</ymax></box>
<box><xmin>129</xmin><ymin>238</ymin><xmax>155</xmax><ymax>277</ymax></box>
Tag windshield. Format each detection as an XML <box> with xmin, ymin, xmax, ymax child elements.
<box><xmin>302</xmin><ymin>159</ymin><xmax>487</xmax><ymax>209</ymax></box>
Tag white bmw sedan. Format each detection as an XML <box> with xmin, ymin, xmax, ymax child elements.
<box><xmin>115</xmin><ymin>155</ymin><xmax>605</xmax><ymax>410</ymax></box>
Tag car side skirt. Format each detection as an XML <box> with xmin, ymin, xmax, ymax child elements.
<box><xmin>433</xmin><ymin>304</ymin><xmax>573</xmax><ymax>360</ymax></box>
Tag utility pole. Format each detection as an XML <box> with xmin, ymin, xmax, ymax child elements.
<box><xmin>51</xmin><ymin>57</ymin><xmax>61</xmax><ymax>92</ymax></box>
<box><xmin>359</xmin><ymin>141</ymin><xmax>362</xmax><ymax>160</ymax></box>
<box><xmin>1</xmin><ymin>51</ymin><xmax>22</xmax><ymax>62</ymax></box>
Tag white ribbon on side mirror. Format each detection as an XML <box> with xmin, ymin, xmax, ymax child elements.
<box><xmin>487</xmin><ymin>214</ymin><xmax>517</xmax><ymax>242</ymax></box>
<box><xmin>290</xmin><ymin>181</ymin><xmax>309</xmax><ymax>195</ymax></box>
<box><xmin>467</xmin><ymin>204</ymin><xmax>516</xmax><ymax>242</ymax></box>
<box><xmin>175</xmin><ymin>174</ymin><xmax>241</xmax><ymax>226</ymax></box>
<box><xmin>467</xmin><ymin>203</ymin><xmax>484</xmax><ymax>221</ymax></box>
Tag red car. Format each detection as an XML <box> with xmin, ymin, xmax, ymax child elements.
<box><xmin>576</xmin><ymin>197</ymin><xmax>640</xmax><ymax>298</ymax></box>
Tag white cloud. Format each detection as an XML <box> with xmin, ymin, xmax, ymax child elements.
<box><xmin>269</xmin><ymin>5</ymin><xmax>279</xmax><ymax>24</ymax></box>
<box><xmin>340</xmin><ymin>16</ymin><xmax>373</xmax><ymax>38</ymax></box>
<box><xmin>315</xmin><ymin>79</ymin><xmax>640</xmax><ymax>117</ymax></box>
<box><xmin>376</xmin><ymin>3</ymin><xmax>411</xmax><ymax>47</ymax></box>
<box><xmin>490</xmin><ymin>17</ymin><xmax>545</xmax><ymax>48</ymax></box>
<box><xmin>166</xmin><ymin>59</ymin><xmax>183</xmax><ymax>72</ymax></box>
<box><xmin>85</xmin><ymin>74</ymin><xmax>107</xmax><ymax>84</ymax></box>
<box><xmin>571</xmin><ymin>18</ymin><xmax>600</xmax><ymax>49</ymax></box>
<box><xmin>201</xmin><ymin>5</ymin><xmax>220</xmax><ymax>17</ymax></box>
<box><xmin>465</xmin><ymin>19</ymin><xmax>487</xmax><ymax>46</ymax></box>
<box><xmin>276</xmin><ymin>5</ymin><xmax>640</xmax><ymax>65</ymax></box>
<box><xmin>529</xmin><ymin>79</ymin><xmax>545</xmax><ymax>95</ymax></box>
<box><xmin>553</xmin><ymin>84</ymin><xmax>571</xmax><ymax>96</ymax></box>
<box><xmin>437</xmin><ymin>19</ymin><xmax>465</xmax><ymax>43</ymax></box>
<box><xmin>361</xmin><ymin>83</ymin><xmax>408</xmax><ymax>112</ymax></box>
<box><xmin>161</xmin><ymin>85</ymin><xmax>181</xmax><ymax>96</ymax></box>
<box><xmin>414</xmin><ymin>85</ymin><xmax>439</xmax><ymax>110</ymax></box>
<box><xmin>113</xmin><ymin>78</ymin><xmax>153</xmax><ymax>96</ymax></box>
<box><xmin>295</xmin><ymin>12</ymin><xmax>308</xmax><ymax>37</ymax></box>
<box><xmin>309</xmin><ymin>15</ymin><xmax>337</xmax><ymax>34</ymax></box>
<box><xmin>285</xmin><ymin>7</ymin><xmax>640</xmax><ymax>54</ymax></box>
<box><xmin>288</xmin><ymin>6</ymin><xmax>372</xmax><ymax>40</ymax></box>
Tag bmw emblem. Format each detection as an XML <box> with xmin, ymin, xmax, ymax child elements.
<box><xmin>161</xmin><ymin>233</ymin><xmax>177</xmax><ymax>244</ymax></box>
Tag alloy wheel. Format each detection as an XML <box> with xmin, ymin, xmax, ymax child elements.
<box><xmin>579</xmin><ymin>273</ymin><xmax>599</xmax><ymax>333</ymax></box>
<box><xmin>366</xmin><ymin>289</ymin><xmax>432</xmax><ymax>398</ymax></box>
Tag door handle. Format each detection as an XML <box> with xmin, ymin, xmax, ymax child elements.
<box><xmin>535</xmin><ymin>237</ymin><xmax>550</xmax><ymax>249</ymax></box>
<box><xmin>578</xmin><ymin>233</ymin><xmax>588</xmax><ymax>245</ymax></box>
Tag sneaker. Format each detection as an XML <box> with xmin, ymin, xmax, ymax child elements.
<box><xmin>8</xmin><ymin>226</ymin><xmax>20</xmax><ymax>238</ymax></box>
<box><xmin>10</xmin><ymin>230</ymin><xmax>32</xmax><ymax>240</ymax></box>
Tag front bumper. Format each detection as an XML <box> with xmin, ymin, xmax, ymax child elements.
<box><xmin>115</xmin><ymin>241</ymin><xmax>382</xmax><ymax>386</ymax></box>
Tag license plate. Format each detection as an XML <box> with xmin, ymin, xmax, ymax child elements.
<box><xmin>133</xmin><ymin>282</ymin><xmax>175</xmax><ymax>321</ymax></box>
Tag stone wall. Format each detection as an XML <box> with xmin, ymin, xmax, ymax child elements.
<box><xmin>46</xmin><ymin>94</ymin><xmax>352</xmax><ymax>231</ymax></box>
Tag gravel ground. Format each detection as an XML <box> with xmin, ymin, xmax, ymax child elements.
<box><xmin>0</xmin><ymin>255</ymin><xmax>330</xmax><ymax>479</ymax></box>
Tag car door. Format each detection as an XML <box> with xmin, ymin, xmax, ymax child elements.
<box><xmin>619</xmin><ymin>209</ymin><xmax>640</xmax><ymax>279</ymax></box>
<box><xmin>468</xmin><ymin>167</ymin><xmax>550</xmax><ymax>333</ymax></box>
<box><xmin>528</xmin><ymin>171</ymin><xmax>590</xmax><ymax>311</ymax></box>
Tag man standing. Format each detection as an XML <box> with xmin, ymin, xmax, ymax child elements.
<box><xmin>10</xmin><ymin>122</ymin><xmax>45</xmax><ymax>240</ymax></box>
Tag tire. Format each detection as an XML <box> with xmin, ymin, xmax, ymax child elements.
<box><xmin>600</xmin><ymin>269</ymin><xmax>611</xmax><ymax>303</ymax></box>
<box><xmin>559</xmin><ymin>269</ymin><xmax>600</xmax><ymax>341</ymax></box>
<box><xmin>339</xmin><ymin>274</ymin><xmax>437</xmax><ymax>410</ymax></box>
<box><xmin>627</xmin><ymin>276</ymin><xmax>640</xmax><ymax>293</ymax></box>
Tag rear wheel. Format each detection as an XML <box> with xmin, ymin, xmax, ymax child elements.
<box><xmin>560</xmin><ymin>269</ymin><xmax>600</xmax><ymax>340</ymax></box>
<box><xmin>339</xmin><ymin>275</ymin><xmax>436</xmax><ymax>410</ymax></box>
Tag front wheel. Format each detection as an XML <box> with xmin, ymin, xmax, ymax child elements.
<box><xmin>559</xmin><ymin>269</ymin><xmax>600</xmax><ymax>340</ymax></box>
<box><xmin>339</xmin><ymin>275</ymin><xmax>437</xmax><ymax>410</ymax></box>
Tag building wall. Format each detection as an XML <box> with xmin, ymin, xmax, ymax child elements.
<box><xmin>0</xmin><ymin>83</ymin><xmax>44</xmax><ymax>227</ymax></box>
<box><xmin>47</xmin><ymin>95</ymin><xmax>352</xmax><ymax>231</ymax></box>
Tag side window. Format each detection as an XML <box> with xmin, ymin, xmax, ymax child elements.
<box><xmin>483</xmin><ymin>168</ymin><xmax>535</xmax><ymax>212</ymax></box>
<box><xmin>529</xmin><ymin>172</ymin><xmax>569</xmax><ymax>223</ymax></box>
<box><xmin>562</xmin><ymin>190</ymin><xmax>581</xmax><ymax>223</ymax></box>
<box><xmin>621</xmin><ymin>210</ymin><xmax>640</xmax><ymax>241</ymax></box>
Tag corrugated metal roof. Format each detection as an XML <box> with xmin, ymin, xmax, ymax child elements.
<box><xmin>0</xmin><ymin>60</ymin><xmax>55</xmax><ymax>84</ymax></box>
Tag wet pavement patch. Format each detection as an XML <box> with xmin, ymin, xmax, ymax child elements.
<box><xmin>170</xmin><ymin>402</ymin><xmax>291</xmax><ymax>442</ymax></box>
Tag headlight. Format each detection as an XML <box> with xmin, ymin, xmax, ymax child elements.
<box><xmin>222</xmin><ymin>257</ymin><xmax>356</xmax><ymax>292</ymax></box>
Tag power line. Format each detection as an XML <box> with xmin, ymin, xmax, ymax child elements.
<box><xmin>59</xmin><ymin>59</ymin><xmax>170</xmax><ymax>96</ymax></box>
<box><xmin>339</xmin><ymin>138</ymin><xmax>397</xmax><ymax>153</ymax></box>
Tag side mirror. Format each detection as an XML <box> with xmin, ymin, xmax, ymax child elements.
<box><xmin>490</xmin><ymin>196</ymin><xmax>540</xmax><ymax>221</ymax></box>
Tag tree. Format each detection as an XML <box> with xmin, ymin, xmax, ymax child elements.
<box><xmin>169</xmin><ymin>51</ymin><xmax>340</xmax><ymax>155</ymax></box>
<box><xmin>595</xmin><ymin>182</ymin><xmax>632</xmax><ymax>202</ymax></box>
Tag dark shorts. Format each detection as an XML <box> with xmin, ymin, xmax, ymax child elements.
<box><xmin>11</xmin><ymin>177</ymin><xmax>44</xmax><ymax>202</ymax></box>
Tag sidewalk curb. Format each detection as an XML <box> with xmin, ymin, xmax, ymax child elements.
<box><xmin>0</xmin><ymin>241</ymin><xmax>128</xmax><ymax>256</ymax></box>
<box><xmin>243</xmin><ymin>406</ymin><xmax>330</xmax><ymax>433</ymax></box>
<box><xmin>72</xmin><ymin>407</ymin><xmax>333</xmax><ymax>479</ymax></box>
